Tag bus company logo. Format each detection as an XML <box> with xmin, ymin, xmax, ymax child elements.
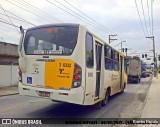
<box><xmin>2</xmin><ymin>119</ymin><xmax>11</xmax><ymax>124</ymax></box>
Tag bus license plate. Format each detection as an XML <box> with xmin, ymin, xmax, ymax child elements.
<box><xmin>39</xmin><ymin>91</ymin><xmax>50</xmax><ymax>97</ymax></box>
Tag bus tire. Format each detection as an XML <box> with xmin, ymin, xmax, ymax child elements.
<box><xmin>136</xmin><ymin>78</ymin><xmax>140</xmax><ymax>83</ymax></box>
<box><xmin>102</xmin><ymin>89</ymin><xmax>110</xmax><ymax>107</ymax></box>
<box><xmin>95</xmin><ymin>101</ymin><xmax>102</xmax><ymax>109</ymax></box>
<box><xmin>121</xmin><ymin>83</ymin><xmax>126</xmax><ymax>93</ymax></box>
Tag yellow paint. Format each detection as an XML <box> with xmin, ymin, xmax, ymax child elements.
<box><xmin>124</xmin><ymin>72</ymin><xmax>128</xmax><ymax>83</ymax></box>
<box><xmin>94</xmin><ymin>98</ymin><xmax>103</xmax><ymax>104</ymax></box>
<box><xmin>45</xmin><ymin>59</ymin><xmax>75</xmax><ymax>89</ymax></box>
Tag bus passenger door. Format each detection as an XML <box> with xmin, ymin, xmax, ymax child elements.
<box><xmin>120</xmin><ymin>56</ymin><xmax>124</xmax><ymax>89</ymax></box>
<box><xmin>95</xmin><ymin>42</ymin><xmax>102</xmax><ymax>99</ymax></box>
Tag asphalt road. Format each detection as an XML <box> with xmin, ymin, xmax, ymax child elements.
<box><xmin>0</xmin><ymin>76</ymin><xmax>152</xmax><ymax>127</ymax></box>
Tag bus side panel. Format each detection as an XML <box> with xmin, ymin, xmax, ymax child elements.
<box><xmin>83</xmin><ymin>34</ymin><xmax>96</xmax><ymax>105</ymax></box>
<box><xmin>119</xmin><ymin>56</ymin><xmax>125</xmax><ymax>91</ymax></box>
<box><xmin>104</xmin><ymin>70</ymin><xmax>114</xmax><ymax>96</ymax></box>
<box><xmin>22</xmin><ymin>59</ymin><xmax>45</xmax><ymax>87</ymax></box>
<box><xmin>71</xmin><ymin>25</ymin><xmax>86</xmax><ymax>104</ymax></box>
<box><xmin>112</xmin><ymin>71</ymin><xmax>119</xmax><ymax>93</ymax></box>
<box><xmin>84</xmin><ymin>68</ymin><xmax>96</xmax><ymax>105</ymax></box>
<box><xmin>99</xmin><ymin>43</ymin><xmax>104</xmax><ymax>100</ymax></box>
<box><xmin>84</xmin><ymin>37</ymin><xmax>106</xmax><ymax>105</ymax></box>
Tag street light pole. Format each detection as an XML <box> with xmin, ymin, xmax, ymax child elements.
<box><xmin>114</xmin><ymin>39</ymin><xmax>126</xmax><ymax>52</ymax></box>
<box><xmin>121</xmin><ymin>39</ymin><xmax>126</xmax><ymax>52</ymax></box>
<box><xmin>109</xmin><ymin>34</ymin><xmax>117</xmax><ymax>44</ymax></box>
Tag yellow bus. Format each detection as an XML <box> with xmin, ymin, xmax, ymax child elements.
<box><xmin>18</xmin><ymin>24</ymin><xmax>127</xmax><ymax>107</ymax></box>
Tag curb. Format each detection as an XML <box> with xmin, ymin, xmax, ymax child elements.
<box><xmin>0</xmin><ymin>92</ymin><xmax>19</xmax><ymax>97</ymax></box>
<box><xmin>139</xmin><ymin>76</ymin><xmax>153</xmax><ymax>118</ymax></box>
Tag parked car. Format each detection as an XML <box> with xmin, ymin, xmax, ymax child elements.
<box><xmin>145</xmin><ymin>72</ymin><xmax>150</xmax><ymax>77</ymax></box>
<box><xmin>141</xmin><ymin>71</ymin><xmax>151</xmax><ymax>78</ymax></box>
<box><xmin>141</xmin><ymin>71</ymin><xmax>147</xmax><ymax>78</ymax></box>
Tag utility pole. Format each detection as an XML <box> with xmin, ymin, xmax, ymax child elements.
<box><xmin>114</xmin><ymin>39</ymin><xmax>126</xmax><ymax>52</ymax></box>
<box><xmin>109</xmin><ymin>34</ymin><xmax>117</xmax><ymax>44</ymax></box>
<box><xmin>146</xmin><ymin>36</ymin><xmax>156</xmax><ymax>76</ymax></box>
<box><xmin>156</xmin><ymin>53</ymin><xmax>158</xmax><ymax>79</ymax></box>
<box><xmin>121</xmin><ymin>39</ymin><xmax>126</xmax><ymax>52</ymax></box>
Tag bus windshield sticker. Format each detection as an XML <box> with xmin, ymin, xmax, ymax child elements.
<box><xmin>34</xmin><ymin>50</ymin><xmax>45</xmax><ymax>54</ymax></box>
<box><xmin>49</xmin><ymin>50</ymin><xmax>62</xmax><ymax>54</ymax></box>
<box><xmin>34</xmin><ymin>50</ymin><xmax>62</xmax><ymax>54</ymax></box>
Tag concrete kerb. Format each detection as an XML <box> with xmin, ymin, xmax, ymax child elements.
<box><xmin>0</xmin><ymin>85</ymin><xmax>19</xmax><ymax>97</ymax></box>
<box><xmin>0</xmin><ymin>93</ymin><xmax>19</xmax><ymax>97</ymax></box>
<box><xmin>138</xmin><ymin>76</ymin><xmax>152</xmax><ymax>118</ymax></box>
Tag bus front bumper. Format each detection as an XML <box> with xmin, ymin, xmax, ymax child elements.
<box><xmin>18</xmin><ymin>82</ymin><xmax>85</xmax><ymax>105</ymax></box>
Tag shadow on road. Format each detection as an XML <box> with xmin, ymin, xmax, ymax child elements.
<box><xmin>27</xmin><ymin>91</ymin><xmax>136</xmax><ymax>118</ymax></box>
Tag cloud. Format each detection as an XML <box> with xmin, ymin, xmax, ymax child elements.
<box><xmin>0</xmin><ymin>0</ymin><xmax>160</xmax><ymax>55</ymax></box>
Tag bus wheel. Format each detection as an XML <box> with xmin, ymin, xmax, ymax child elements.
<box><xmin>121</xmin><ymin>83</ymin><xmax>126</xmax><ymax>93</ymax></box>
<box><xmin>139</xmin><ymin>78</ymin><xmax>141</xmax><ymax>82</ymax></box>
<box><xmin>102</xmin><ymin>90</ymin><xmax>110</xmax><ymax>107</ymax></box>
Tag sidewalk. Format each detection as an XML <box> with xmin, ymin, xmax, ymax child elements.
<box><xmin>0</xmin><ymin>85</ymin><xmax>19</xmax><ymax>97</ymax></box>
<box><xmin>140</xmin><ymin>74</ymin><xmax>160</xmax><ymax>118</ymax></box>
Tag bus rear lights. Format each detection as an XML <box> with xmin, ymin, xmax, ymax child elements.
<box><xmin>73</xmin><ymin>81</ymin><xmax>80</xmax><ymax>87</ymax></box>
<box><xmin>18</xmin><ymin>71</ymin><xmax>22</xmax><ymax>75</ymax></box>
<box><xmin>75</xmin><ymin>69</ymin><xmax>81</xmax><ymax>74</ymax></box>
<box><xmin>18</xmin><ymin>66</ymin><xmax>22</xmax><ymax>82</ymax></box>
<box><xmin>74</xmin><ymin>75</ymin><xmax>79</xmax><ymax>80</ymax></box>
<box><xmin>18</xmin><ymin>67</ymin><xmax>22</xmax><ymax>75</ymax></box>
<box><xmin>72</xmin><ymin>64</ymin><xmax>82</xmax><ymax>88</ymax></box>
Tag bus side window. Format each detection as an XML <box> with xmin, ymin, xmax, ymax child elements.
<box><xmin>113</xmin><ymin>51</ymin><xmax>119</xmax><ymax>71</ymax></box>
<box><xmin>86</xmin><ymin>33</ymin><xmax>94</xmax><ymax>68</ymax></box>
<box><xmin>105</xmin><ymin>46</ymin><xmax>113</xmax><ymax>70</ymax></box>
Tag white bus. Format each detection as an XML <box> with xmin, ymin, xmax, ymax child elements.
<box><xmin>18</xmin><ymin>23</ymin><xmax>127</xmax><ymax>107</ymax></box>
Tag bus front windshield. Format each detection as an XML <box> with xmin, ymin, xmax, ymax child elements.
<box><xmin>24</xmin><ymin>25</ymin><xmax>79</xmax><ymax>55</ymax></box>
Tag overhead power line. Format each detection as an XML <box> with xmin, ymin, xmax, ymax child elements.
<box><xmin>45</xmin><ymin>0</ymin><xmax>113</xmax><ymax>33</ymax></box>
<box><xmin>0</xmin><ymin>12</ymin><xmax>35</xmax><ymax>26</ymax></box>
<box><xmin>0</xmin><ymin>3</ymin><xmax>19</xmax><ymax>32</ymax></box>
<box><xmin>0</xmin><ymin>18</ymin><xmax>26</xmax><ymax>31</ymax></box>
<box><xmin>147</xmin><ymin>0</ymin><xmax>151</xmax><ymax>36</ymax></box>
<box><xmin>140</xmin><ymin>0</ymin><xmax>149</xmax><ymax>36</ymax></box>
<box><xmin>5</xmin><ymin>0</ymin><xmax>55</xmax><ymax>23</ymax></box>
<box><xmin>0</xmin><ymin>19</ymin><xmax>20</xmax><ymax>28</ymax></box>
<box><xmin>151</xmin><ymin>0</ymin><xmax>154</xmax><ymax>36</ymax></box>
<box><xmin>55</xmin><ymin>0</ymin><xmax>112</xmax><ymax>33</ymax></box>
<box><xmin>135</xmin><ymin>0</ymin><xmax>152</xmax><ymax>51</ymax></box>
<box><xmin>15</xmin><ymin>0</ymin><xmax>63</xmax><ymax>23</ymax></box>
<box><xmin>135</xmin><ymin>0</ymin><xmax>146</xmax><ymax>36</ymax></box>
<box><xmin>63</xmin><ymin>0</ymin><xmax>113</xmax><ymax>32</ymax></box>
<box><xmin>0</xmin><ymin>9</ymin><xmax>36</xmax><ymax>26</ymax></box>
